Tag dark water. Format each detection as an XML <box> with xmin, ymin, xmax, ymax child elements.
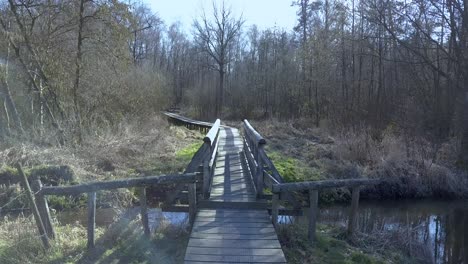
<box><xmin>57</xmin><ymin>208</ymin><xmax>188</xmax><ymax>230</ymax></box>
<box><xmin>290</xmin><ymin>200</ymin><xmax>468</xmax><ymax>264</ymax></box>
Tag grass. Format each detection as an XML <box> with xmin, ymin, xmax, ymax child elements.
<box><xmin>176</xmin><ymin>143</ymin><xmax>203</xmax><ymax>163</ymax></box>
<box><xmin>0</xmin><ymin>210</ymin><xmax>189</xmax><ymax>264</ymax></box>
<box><xmin>278</xmin><ymin>223</ymin><xmax>422</xmax><ymax>264</ymax></box>
<box><xmin>0</xmin><ymin>215</ymin><xmax>103</xmax><ymax>264</ymax></box>
<box><xmin>267</xmin><ymin>150</ymin><xmax>324</xmax><ymax>182</ymax></box>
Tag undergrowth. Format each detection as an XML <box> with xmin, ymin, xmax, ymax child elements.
<box><xmin>277</xmin><ymin>223</ymin><xmax>424</xmax><ymax>264</ymax></box>
<box><xmin>253</xmin><ymin>119</ymin><xmax>468</xmax><ymax>200</ymax></box>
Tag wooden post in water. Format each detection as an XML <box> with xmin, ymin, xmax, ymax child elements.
<box><xmin>347</xmin><ymin>186</ymin><xmax>360</xmax><ymax>237</ymax></box>
<box><xmin>87</xmin><ymin>192</ymin><xmax>96</xmax><ymax>249</ymax></box>
<box><xmin>32</xmin><ymin>179</ymin><xmax>55</xmax><ymax>239</ymax></box>
<box><xmin>140</xmin><ymin>187</ymin><xmax>150</xmax><ymax>237</ymax></box>
<box><xmin>308</xmin><ymin>189</ymin><xmax>319</xmax><ymax>243</ymax></box>
<box><xmin>16</xmin><ymin>164</ymin><xmax>50</xmax><ymax>249</ymax></box>
<box><xmin>188</xmin><ymin>183</ymin><xmax>197</xmax><ymax>226</ymax></box>
<box><xmin>272</xmin><ymin>193</ymin><xmax>279</xmax><ymax>228</ymax></box>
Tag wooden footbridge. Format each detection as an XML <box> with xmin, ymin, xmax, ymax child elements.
<box><xmin>21</xmin><ymin>111</ymin><xmax>382</xmax><ymax>263</ymax></box>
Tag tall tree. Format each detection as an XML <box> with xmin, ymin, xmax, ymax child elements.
<box><xmin>193</xmin><ymin>1</ymin><xmax>244</xmax><ymax>116</ymax></box>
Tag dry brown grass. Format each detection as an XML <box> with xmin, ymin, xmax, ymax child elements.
<box><xmin>249</xmin><ymin>118</ymin><xmax>468</xmax><ymax>199</ymax></box>
<box><xmin>0</xmin><ymin>115</ymin><xmax>203</xmax><ymax>182</ymax></box>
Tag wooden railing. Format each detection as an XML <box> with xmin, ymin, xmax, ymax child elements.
<box><xmin>162</xmin><ymin>111</ymin><xmax>214</xmax><ymax>133</ymax></box>
<box><xmin>18</xmin><ymin>161</ymin><xmax>201</xmax><ymax>249</ymax></box>
<box><xmin>271</xmin><ymin>178</ymin><xmax>382</xmax><ymax>243</ymax></box>
<box><xmin>20</xmin><ymin>116</ymin><xmax>221</xmax><ymax>250</ymax></box>
<box><xmin>242</xmin><ymin>120</ymin><xmax>300</xmax><ymax>208</ymax></box>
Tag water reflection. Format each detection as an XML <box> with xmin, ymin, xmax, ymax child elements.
<box><xmin>57</xmin><ymin>207</ymin><xmax>188</xmax><ymax>231</ymax></box>
<box><xmin>295</xmin><ymin>200</ymin><xmax>468</xmax><ymax>264</ymax></box>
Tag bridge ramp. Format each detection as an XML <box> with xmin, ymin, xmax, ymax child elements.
<box><xmin>184</xmin><ymin>127</ymin><xmax>287</xmax><ymax>263</ymax></box>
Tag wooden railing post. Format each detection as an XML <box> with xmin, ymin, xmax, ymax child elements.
<box><xmin>272</xmin><ymin>193</ymin><xmax>279</xmax><ymax>228</ymax></box>
<box><xmin>32</xmin><ymin>179</ymin><xmax>55</xmax><ymax>239</ymax></box>
<box><xmin>140</xmin><ymin>187</ymin><xmax>150</xmax><ymax>237</ymax></box>
<box><xmin>87</xmin><ymin>192</ymin><xmax>96</xmax><ymax>249</ymax></box>
<box><xmin>308</xmin><ymin>189</ymin><xmax>319</xmax><ymax>243</ymax></box>
<box><xmin>347</xmin><ymin>186</ymin><xmax>360</xmax><ymax>237</ymax></box>
<box><xmin>16</xmin><ymin>164</ymin><xmax>50</xmax><ymax>249</ymax></box>
<box><xmin>202</xmin><ymin>141</ymin><xmax>211</xmax><ymax>199</ymax></box>
<box><xmin>256</xmin><ymin>144</ymin><xmax>264</xmax><ymax>198</ymax></box>
<box><xmin>188</xmin><ymin>182</ymin><xmax>197</xmax><ymax>226</ymax></box>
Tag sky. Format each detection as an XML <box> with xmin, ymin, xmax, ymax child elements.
<box><xmin>144</xmin><ymin>0</ymin><xmax>298</xmax><ymax>32</ymax></box>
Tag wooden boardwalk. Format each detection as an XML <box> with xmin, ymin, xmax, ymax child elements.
<box><xmin>184</xmin><ymin>127</ymin><xmax>287</xmax><ymax>263</ymax></box>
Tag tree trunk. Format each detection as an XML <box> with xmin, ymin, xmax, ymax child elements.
<box><xmin>1</xmin><ymin>25</ymin><xmax>24</xmax><ymax>135</ymax></box>
<box><xmin>73</xmin><ymin>0</ymin><xmax>85</xmax><ymax>143</ymax></box>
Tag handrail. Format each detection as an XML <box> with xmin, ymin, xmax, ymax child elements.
<box><xmin>243</xmin><ymin>120</ymin><xmax>266</xmax><ymax>145</ymax></box>
<box><xmin>31</xmin><ymin>171</ymin><xmax>202</xmax><ymax>249</ymax></box>
<box><xmin>39</xmin><ymin>173</ymin><xmax>201</xmax><ymax>196</ymax></box>
<box><xmin>272</xmin><ymin>178</ymin><xmax>382</xmax><ymax>193</ymax></box>
<box><xmin>242</xmin><ymin>120</ymin><xmax>299</xmax><ymax>208</ymax></box>
<box><xmin>271</xmin><ymin>178</ymin><xmax>383</xmax><ymax>245</ymax></box>
<box><xmin>164</xmin><ymin>114</ymin><xmax>222</xmax><ymax>201</ymax></box>
<box><xmin>162</xmin><ymin>111</ymin><xmax>214</xmax><ymax>131</ymax></box>
<box><xmin>204</xmin><ymin>119</ymin><xmax>221</xmax><ymax>143</ymax></box>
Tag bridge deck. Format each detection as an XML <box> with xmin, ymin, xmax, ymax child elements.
<box><xmin>184</xmin><ymin>127</ymin><xmax>287</xmax><ymax>263</ymax></box>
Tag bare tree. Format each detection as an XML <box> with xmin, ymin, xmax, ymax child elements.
<box><xmin>193</xmin><ymin>1</ymin><xmax>244</xmax><ymax>116</ymax></box>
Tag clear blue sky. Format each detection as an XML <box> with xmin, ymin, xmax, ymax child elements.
<box><xmin>144</xmin><ymin>0</ymin><xmax>298</xmax><ymax>32</ymax></box>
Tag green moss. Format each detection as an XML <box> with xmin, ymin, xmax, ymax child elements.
<box><xmin>176</xmin><ymin>143</ymin><xmax>202</xmax><ymax>162</ymax></box>
<box><xmin>267</xmin><ymin>151</ymin><xmax>324</xmax><ymax>182</ymax></box>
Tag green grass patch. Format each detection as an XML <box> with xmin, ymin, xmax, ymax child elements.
<box><xmin>176</xmin><ymin>142</ymin><xmax>202</xmax><ymax>162</ymax></box>
<box><xmin>267</xmin><ymin>151</ymin><xmax>324</xmax><ymax>182</ymax></box>
<box><xmin>279</xmin><ymin>224</ymin><xmax>391</xmax><ymax>264</ymax></box>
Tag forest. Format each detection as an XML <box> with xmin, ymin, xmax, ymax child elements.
<box><xmin>0</xmin><ymin>0</ymin><xmax>467</xmax><ymax>161</ymax></box>
<box><xmin>0</xmin><ymin>0</ymin><xmax>468</xmax><ymax>263</ymax></box>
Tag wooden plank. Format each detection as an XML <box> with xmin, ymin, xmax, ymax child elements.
<box><xmin>187</xmin><ymin>238</ymin><xmax>282</xmax><ymax>249</ymax></box>
<box><xmin>193</xmin><ymin>222</ymin><xmax>271</xmax><ymax>228</ymax></box>
<box><xmin>185</xmin><ymin>247</ymin><xmax>283</xmax><ymax>256</ymax></box>
<box><xmin>196</xmin><ymin>212</ymin><xmax>268</xmax><ymax>218</ymax></box>
<box><xmin>184</xmin><ymin>260</ymin><xmax>286</xmax><ymax>264</ymax></box>
<box><xmin>195</xmin><ymin>217</ymin><xmax>270</xmax><ymax>223</ymax></box>
<box><xmin>185</xmin><ymin>254</ymin><xmax>286</xmax><ymax>262</ymax></box>
<box><xmin>40</xmin><ymin>173</ymin><xmax>201</xmax><ymax>196</ymax></box>
<box><xmin>272</xmin><ymin>178</ymin><xmax>382</xmax><ymax>193</ymax></box>
<box><xmin>191</xmin><ymin>227</ymin><xmax>276</xmax><ymax>234</ymax></box>
<box><xmin>190</xmin><ymin>233</ymin><xmax>278</xmax><ymax>240</ymax></box>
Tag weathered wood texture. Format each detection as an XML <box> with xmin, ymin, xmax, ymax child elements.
<box><xmin>139</xmin><ymin>187</ymin><xmax>150</xmax><ymax>236</ymax></box>
<box><xmin>347</xmin><ymin>186</ymin><xmax>360</xmax><ymax>237</ymax></box>
<box><xmin>40</xmin><ymin>173</ymin><xmax>201</xmax><ymax>196</ymax></box>
<box><xmin>162</xmin><ymin>112</ymin><xmax>216</xmax><ymax>134</ymax></box>
<box><xmin>31</xmin><ymin>179</ymin><xmax>55</xmax><ymax>239</ymax></box>
<box><xmin>209</xmin><ymin>128</ymin><xmax>256</xmax><ymax>203</ymax></box>
<box><xmin>185</xmin><ymin>210</ymin><xmax>286</xmax><ymax>263</ymax></box>
<box><xmin>272</xmin><ymin>178</ymin><xmax>382</xmax><ymax>193</ymax></box>
<box><xmin>16</xmin><ymin>164</ymin><xmax>50</xmax><ymax>249</ymax></box>
<box><xmin>87</xmin><ymin>192</ymin><xmax>96</xmax><ymax>249</ymax></box>
<box><xmin>185</xmin><ymin>126</ymin><xmax>287</xmax><ymax>263</ymax></box>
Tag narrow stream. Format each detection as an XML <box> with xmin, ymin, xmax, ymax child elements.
<box><xmin>290</xmin><ymin>200</ymin><xmax>468</xmax><ymax>264</ymax></box>
<box><xmin>10</xmin><ymin>200</ymin><xmax>467</xmax><ymax>264</ymax></box>
<box><xmin>56</xmin><ymin>208</ymin><xmax>188</xmax><ymax>231</ymax></box>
